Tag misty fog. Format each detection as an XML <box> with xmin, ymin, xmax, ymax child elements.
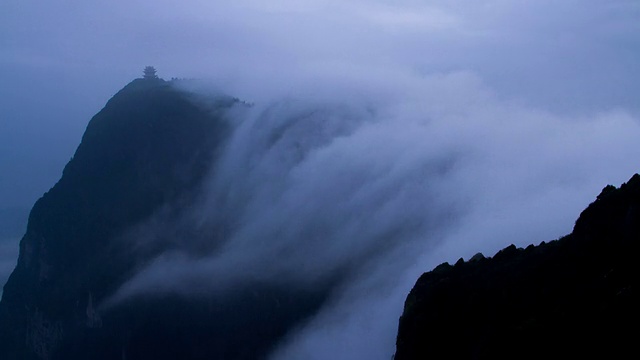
<box><xmin>103</xmin><ymin>71</ymin><xmax>640</xmax><ymax>359</ymax></box>
<box><xmin>2</xmin><ymin>1</ymin><xmax>640</xmax><ymax>359</ymax></box>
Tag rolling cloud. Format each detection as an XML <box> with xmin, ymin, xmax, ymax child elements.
<box><xmin>105</xmin><ymin>71</ymin><xmax>640</xmax><ymax>359</ymax></box>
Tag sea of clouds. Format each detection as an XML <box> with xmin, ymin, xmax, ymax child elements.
<box><xmin>2</xmin><ymin>1</ymin><xmax>639</xmax><ymax>358</ymax></box>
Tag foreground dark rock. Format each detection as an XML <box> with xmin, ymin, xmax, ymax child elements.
<box><xmin>0</xmin><ymin>77</ymin><xmax>326</xmax><ymax>360</ymax></box>
<box><xmin>395</xmin><ymin>174</ymin><xmax>639</xmax><ymax>359</ymax></box>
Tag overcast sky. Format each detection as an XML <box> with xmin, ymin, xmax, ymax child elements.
<box><xmin>1</xmin><ymin>0</ymin><xmax>639</xmax><ymax>209</ymax></box>
<box><xmin>1</xmin><ymin>0</ymin><xmax>640</xmax><ymax>358</ymax></box>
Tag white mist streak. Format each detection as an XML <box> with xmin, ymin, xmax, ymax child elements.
<box><xmin>265</xmin><ymin>73</ymin><xmax>640</xmax><ymax>360</ymax></box>
<box><xmin>104</xmin><ymin>70</ymin><xmax>640</xmax><ymax>360</ymax></box>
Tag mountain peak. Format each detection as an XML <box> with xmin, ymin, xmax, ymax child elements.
<box><xmin>0</xmin><ymin>78</ymin><xmax>232</xmax><ymax>359</ymax></box>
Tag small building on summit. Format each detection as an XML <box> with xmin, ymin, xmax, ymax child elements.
<box><xmin>143</xmin><ymin>66</ymin><xmax>158</xmax><ymax>79</ymax></box>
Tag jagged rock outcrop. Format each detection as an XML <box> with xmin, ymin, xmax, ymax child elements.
<box><xmin>394</xmin><ymin>174</ymin><xmax>639</xmax><ymax>359</ymax></box>
<box><xmin>0</xmin><ymin>76</ymin><xmax>326</xmax><ymax>360</ymax></box>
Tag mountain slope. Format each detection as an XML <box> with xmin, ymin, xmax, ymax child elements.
<box><xmin>0</xmin><ymin>77</ymin><xmax>235</xmax><ymax>359</ymax></box>
<box><xmin>0</xmin><ymin>75</ymin><xmax>340</xmax><ymax>360</ymax></box>
<box><xmin>394</xmin><ymin>174</ymin><xmax>640</xmax><ymax>359</ymax></box>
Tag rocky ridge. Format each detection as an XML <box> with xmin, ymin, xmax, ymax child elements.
<box><xmin>395</xmin><ymin>174</ymin><xmax>639</xmax><ymax>359</ymax></box>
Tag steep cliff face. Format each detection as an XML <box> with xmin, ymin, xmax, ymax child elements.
<box><xmin>395</xmin><ymin>174</ymin><xmax>639</xmax><ymax>359</ymax></box>
<box><xmin>0</xmin><ymin>77</ymin><xmax>233</xmax><ymax>359</ymax></box>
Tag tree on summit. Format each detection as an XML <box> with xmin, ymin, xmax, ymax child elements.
<box><xmin>143</xmin><ymin>66</ymin><xmax>158</xmax><ymax>79</ymax></box>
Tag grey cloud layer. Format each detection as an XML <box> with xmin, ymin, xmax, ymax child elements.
<box><xmin>3</xmin><ymin>1</ymin><xmax>638</xmax><ymax>108</ymax></box>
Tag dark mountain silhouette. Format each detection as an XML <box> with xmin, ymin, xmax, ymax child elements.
<box><xmin>394</xmin><ymin>174</ymin><xmax>639</xmax><ymax>359</ymax></box>
<box><xmin>0</xmin><ymin>76</ymin><xmax>327</xmax><ymax>360</ymax></box>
